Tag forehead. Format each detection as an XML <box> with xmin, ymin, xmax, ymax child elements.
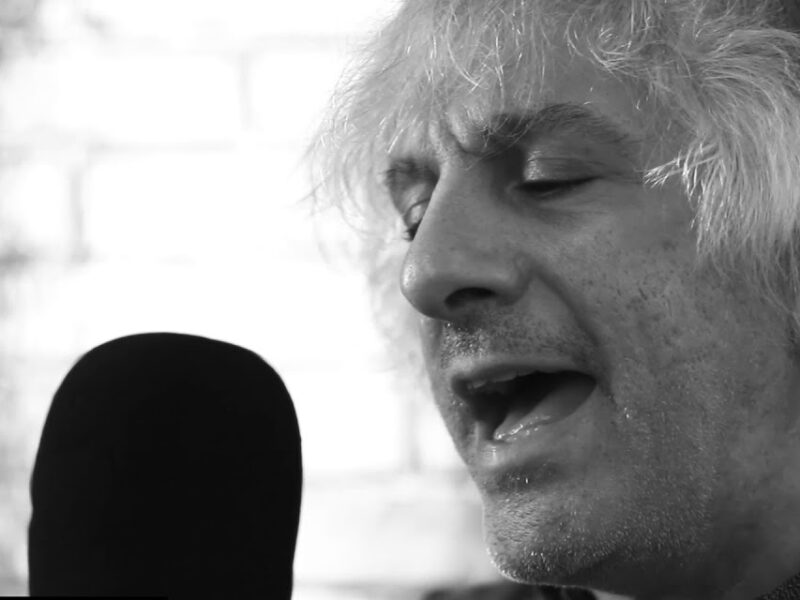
<box><xmin>386</xmin><ymin>52</ymin><xmax>652</xmax><ymax>166</ymax></box>
<box><xmin>361</xmin><ymin>1</ymin><xmax>679</xmax><ymax>191</ymax></box>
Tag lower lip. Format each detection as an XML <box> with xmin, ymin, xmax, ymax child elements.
<box><xmin>472</xmin><ymin>384</ymin><xmax>598</xmax><ymax>474</ymax></box>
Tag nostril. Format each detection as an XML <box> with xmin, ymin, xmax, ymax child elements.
<box><xmin>444</xmin><ymin>287</ymin><xmax>496</xmax><ymax>311</ymax></box>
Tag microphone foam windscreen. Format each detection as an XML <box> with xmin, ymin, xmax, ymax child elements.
<box><xmin>28</xmin><ymin>333</ymin><xmax>302</xmax><ymax>598</ymax></box>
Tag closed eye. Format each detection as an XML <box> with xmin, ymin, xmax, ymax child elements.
<box><xmin>403</xmin><ymin>222</ymin><xmax>420</xmax><ymax>242</ymax></box>
<box><xmin>516</xmin><ymin>177</ymin><xmax>596</xmax><ymax>198</ymax></box>
<box><xmin>400</xmin><ymin>200</ymin><xmax>428</xmax><ymax>242</ymax></box>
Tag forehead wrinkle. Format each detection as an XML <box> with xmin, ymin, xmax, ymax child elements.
<box><xmin>449</xmin><ymin>101</ymin><xmax>645</xmax><ymax>165</ymax></box>
<box><xmin>385</xmin><ymin>101</ymin><xmax>646</xmax><ymax>182</ymax></box>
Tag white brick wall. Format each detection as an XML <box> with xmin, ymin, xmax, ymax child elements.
<box><xmin>296</xmin><ymin>475</ymin><xmax>493</xmax><ymax>585</ymax></box>
<box><xmin>1</xmin><ymin>49</ymin><xmax>243</xmax><ymax>145</ymax></box>
<box><xmin>0</xmin><ymin>1</ymin><xmax>500</xmax><ymax>598</ymax></box>
<box><xmin>248</xmin><ymin>41</ymin><xmax>351</xmax><ymax>142</ymax></box>
<box><xmin>0</xmin><ymin>160</ymin><xmax>74</xmax><ymax>258</ymax></box>
<box><xmin>73</xmin><ymin>0</ymin><xmax>396</xmax><ymax>42</ymax></box>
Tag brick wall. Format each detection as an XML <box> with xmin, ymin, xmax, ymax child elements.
<box><xmin>0</xmin><ymin>1</ymin><xmax>502</xmax><ymax>598</ymax></box>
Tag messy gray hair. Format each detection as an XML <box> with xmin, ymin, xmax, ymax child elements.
<box><xmin>311</xmin><ymin>0</ymin><xmax>800</xmax><ymax>354</ymax></box>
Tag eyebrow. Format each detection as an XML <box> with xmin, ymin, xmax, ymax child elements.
<box><xmin>475</xmin><ymin>102</ymin><xmax>643</xmax><ymax>161</ymax></box>
<box><xmin>382</xmin><ymin>101</ymin><xmax>643</xmax><ymax>192</ymax></box>
<box><xmin>382</xmin><ymin>158</ymin><xmax>436</xmax><ymax>192</ymax></box>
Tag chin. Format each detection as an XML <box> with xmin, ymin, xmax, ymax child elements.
<box><xmin>481</xmin><ymin>489</ymin><xmax>615</xmax><ymax>588</ymax></box>
<box><xmin>480</xmin><ymin>475</ymin><xmax>717</xmax><ymax>598</ymax></box>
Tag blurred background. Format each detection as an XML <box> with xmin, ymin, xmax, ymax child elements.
<box><xmin>0</xmin><ymin>0</ymin><xmax>502</xmax><ymax>598</ymax></box>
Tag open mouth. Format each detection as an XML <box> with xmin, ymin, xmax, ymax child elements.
<box><xmin>459</xmin><ymin>370</ymin><xmax>597</xmax><ymax>442</ymax></box>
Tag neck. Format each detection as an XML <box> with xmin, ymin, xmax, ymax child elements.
<box><xmin>717</xmin><ymin>493</ymin><xmax>800</xmax><ymax>600</ymax></box>
<box><xmin>628</xmin><ymin>503</ymin><xmax>800</xmax><ymax>600</ymax></box>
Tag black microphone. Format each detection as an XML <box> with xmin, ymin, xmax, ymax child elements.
<box><xmin>28</xmin><ymin>333</ymin><xmax>302</xmax><ymax>598</ymax></box>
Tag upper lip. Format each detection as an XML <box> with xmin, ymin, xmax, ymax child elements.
<box><xmin>449</xmin><ymin>357</ymin><xmax>584</xmax><ymax>402</ymax></box>
<box><xmin>447</xmin><ymin>357</ymin><xmax>589</xmax><ymax>442</ymax></box>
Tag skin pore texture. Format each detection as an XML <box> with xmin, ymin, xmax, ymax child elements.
<box><xmin>390</xmin><ymin>34</ymin><xmax>800</xmax><ymax>600</ymax></box>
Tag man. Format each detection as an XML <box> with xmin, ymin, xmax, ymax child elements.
<box><xmin>314</xmin><ymin>1</ymin><xmax>800</xmax><ymax>598</ymax></box>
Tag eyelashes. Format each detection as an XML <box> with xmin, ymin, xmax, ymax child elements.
<box><xmin>398</xmin><ymin>177</ymin><xmax>597</xmax><ymax>242</ymax></box>
<box><xmin>402</xmin><ymin>223</ymin><xmax>420</xmax><ymax>242</ymax></box>
<box><xmin>515</xmin><ymin>177</ymin><xmax>596</xmax><ymax>198</ymax></box>
<box><xmin>401</xmin><ymin>200</ymin><xmax>428</xmax><ymax>242</ymax></box>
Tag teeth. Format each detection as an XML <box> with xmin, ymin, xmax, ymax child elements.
<box><xmin>466</xmin><ymin>379</ymin><xmax>490</xmax><ymax>392</ymax></box>
<box><xmin>488</xmin><ymin>372</ymin><xmax>519</xmax><ymax>383</ymax></box>
<box><xmin>465</xmin><ymin>369</ymin><xmax>537</xmax><ymax>394</ymax></box>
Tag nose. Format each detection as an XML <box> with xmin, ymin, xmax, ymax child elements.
<box><xmin>400</xmin><ymin>176</ymin><xmax>528</xmax><ymax>321</ymax></box>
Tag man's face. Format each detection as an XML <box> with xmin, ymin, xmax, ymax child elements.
<box><xmin>390</xmin><ymin>36</ymin><xmax>800</xmax><ymax>598</ymax></box>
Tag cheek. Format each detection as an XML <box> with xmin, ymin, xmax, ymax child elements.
<box><xmin>603</xmin><ymin>255</ymin><xmax>789</xmax><ymax>476</ymax></box>
<box><xmin>568</xmin><ymin>228</ymin><xmax>741</xmax><ymax>443</ymax></box>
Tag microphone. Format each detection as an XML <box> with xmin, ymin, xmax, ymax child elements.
<box><xmin>28</xmin><ymin>333</ymin><xmax>302</xmax><ymax>598</ymax></box>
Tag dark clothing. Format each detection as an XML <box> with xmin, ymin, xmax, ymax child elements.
<box><xmin>423</xmin><ymin>582</ymin><xmax>596</xmax><ymax>600</ymax></box>
<box><xmin>424</xmin><ymin>570</ymin><xmax>800</xmax><ymax>600</ymax></box>
<box><xmin>758</xmin><ymin>570</ymin><xmax>800</xmax><ymax>600</ymax></box>
<box><xmin>28</xmin><ymin>333</ymin><xmax>302</xmax><ymax>599</ymax></box>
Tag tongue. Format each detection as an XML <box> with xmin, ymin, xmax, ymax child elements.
<box><xmin>493</xmin><ymin>373</ymin><xmax>595</xmax><ymax>441</ymax></box>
